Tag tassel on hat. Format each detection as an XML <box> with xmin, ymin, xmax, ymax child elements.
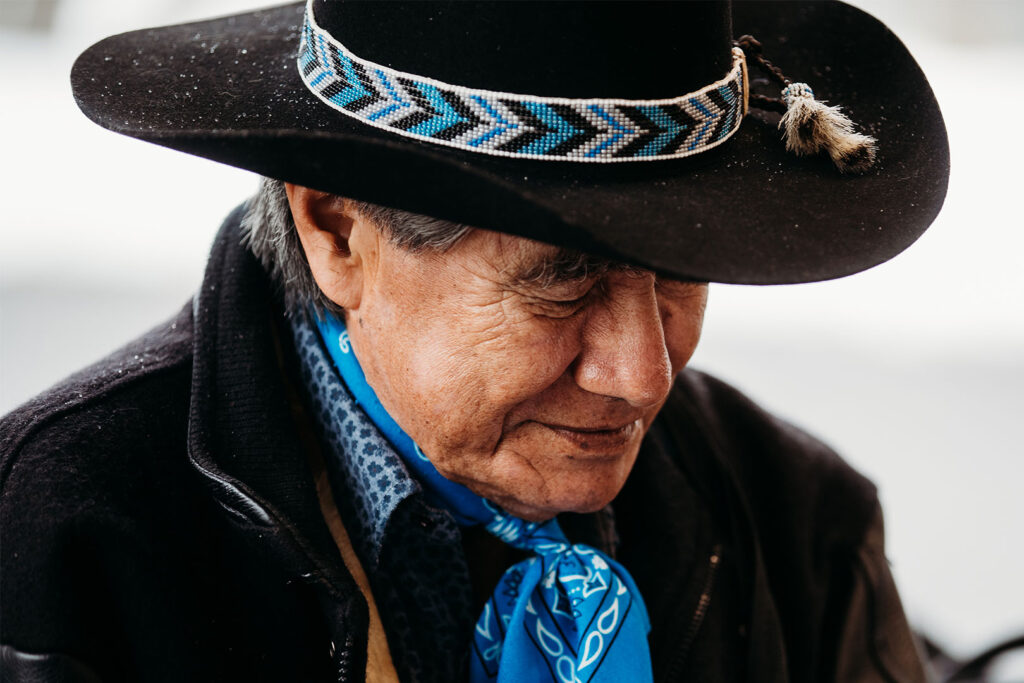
<box><xmin>736</xmin><ymin>35</ymin><xmax>877</xmax><ymax>174</ymax></box>
<box><xmin>780</xmin><ymin>83</ymin><xmax>877</xmax><ymax>173</ymax></box>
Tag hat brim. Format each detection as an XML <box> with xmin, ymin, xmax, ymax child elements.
<box><xmin>71</xmin><ymin>0</ymin><xmax>949</xmax><ymax>284</ymax></box>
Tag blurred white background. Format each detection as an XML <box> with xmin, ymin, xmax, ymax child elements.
<box><xmin>1</xmin><ymin>0</ymin><xmax>1022</xmax><ymax>677</ymax></box>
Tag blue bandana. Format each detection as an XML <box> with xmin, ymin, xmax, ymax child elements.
<box><xmin>316</xmin><ymin>311</ymin><xmax>654</xmax><ymax>683</ymax></box>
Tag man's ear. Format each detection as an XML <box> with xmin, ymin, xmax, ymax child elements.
<box><xmin>285</xmin><ymin>183</ymin><xmax>364</xmax><ymax>311</ymax></box>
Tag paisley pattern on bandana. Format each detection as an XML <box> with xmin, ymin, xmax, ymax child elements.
<box><xmin>471</xmin><ymin>503</ymin><xmax>651</xmax><ymax>683</ymax></box>
<box><xmin>315</xmin><ymin>311</ymin><xmax>654</xmax><ymax>683</ymax></box>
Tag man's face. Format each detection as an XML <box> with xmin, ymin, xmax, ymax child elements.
<box><xmin>336</xmin><ymin>217</ymin><xmax>708</xmax><ymax>522</ymax></box>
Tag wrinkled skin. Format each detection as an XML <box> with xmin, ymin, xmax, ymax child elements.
<box><xmin>288</xmin><ymin>185</ymin><xmax>708</xmax><ymax>521</ymax></box>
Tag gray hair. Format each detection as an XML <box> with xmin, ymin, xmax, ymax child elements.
<box><xmin>241</xmin><ymin>177</ymin><xmax>471</xmax><ymax>315</ymax></box>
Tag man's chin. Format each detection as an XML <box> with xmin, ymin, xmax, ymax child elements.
<box><xmin>436</xmin><ymin>444</ymin><xmax>638</xmax><ymax>521</ymax></box>
<box><xmin>489</xmin><ymin>484</ymin><xmax>623</xmax><ymax>523</ymax></box>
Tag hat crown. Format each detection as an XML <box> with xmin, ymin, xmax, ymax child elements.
<box><xmin>312</xmin><ymin>0</ymin><xmax>735</xmax><ymax>99</ymax></box>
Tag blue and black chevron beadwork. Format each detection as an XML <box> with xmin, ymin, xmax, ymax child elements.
<box><xmin>297</xmin><ymin>0</ymin><xmax>747</xmax><ymax>163</ymax></box>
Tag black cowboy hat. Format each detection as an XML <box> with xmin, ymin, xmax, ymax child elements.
<box><xmin>70</xmin><ymin>0</ymin><xmax>949</xmax><ymax>284</ymax></box>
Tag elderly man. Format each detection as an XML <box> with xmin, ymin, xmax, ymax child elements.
<box><xmin>1</xmin><ymin>1</ymin><xmax>948</xmax><ymax>681</ymax></box>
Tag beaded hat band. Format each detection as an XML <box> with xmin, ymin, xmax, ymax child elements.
<box><xmin>298</xmin><ymin>0</ymin><xmax>748</xmax><ymax>163</ymax></box>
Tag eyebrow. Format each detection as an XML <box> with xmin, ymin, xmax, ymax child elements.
<box><xmin>505</xmin><ymin>247</ymin><xmax>615</xmax><ymax>289</ymax></box>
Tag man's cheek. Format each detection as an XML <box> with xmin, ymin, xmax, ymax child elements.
<box><xmin>426</xmin><ymin>395</ymin><xmax>504</xmax><ymax>453</ymax></box>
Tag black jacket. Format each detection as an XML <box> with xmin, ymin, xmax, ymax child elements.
<box><xmin>1</xmin><ymin>207</ymin><xmax>925</xmax><ymax>682</ymax></box>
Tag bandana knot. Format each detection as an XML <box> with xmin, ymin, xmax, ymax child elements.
<box><xmin>472</xmin><ymin>506</ymin><xmax>650</xmax><ymax>683</ymax></box>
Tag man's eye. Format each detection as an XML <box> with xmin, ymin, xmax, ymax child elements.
<box><xmin>517</xmin><ymin>277</ymin><xmax>601</xmax><ymax>316</ymax></box>
<box><xmin>546</xmin><ymin>295</ymin><xmax>588</xmax><ymax>310</ymax></box>
<box><xmin>534</xmin><ymin>286</ymin><xmax>595</xmax><ymax>315</ymax></box>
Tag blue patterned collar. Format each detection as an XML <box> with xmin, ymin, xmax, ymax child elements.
<box><xmin>288</xmin><ymin>310</ymin><xmax>424</xmax><ymax>566</ymax></box>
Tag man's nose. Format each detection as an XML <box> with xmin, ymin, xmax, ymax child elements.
<box><xmin>571</xmin><ymin>274</ymin><xmax>673</xmax><ymax>408</ymax></box>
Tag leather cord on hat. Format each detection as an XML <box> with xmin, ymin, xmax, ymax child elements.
<box><xmin>735</xmin><ymin>35</ymin><xmax>788</xmax><ymax>114</ymax></box>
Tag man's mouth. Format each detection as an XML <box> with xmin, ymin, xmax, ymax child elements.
<box><xmin>539</xmin><ymin>419</ymin><xmax>640</xmax><ymax>452</ymax></box>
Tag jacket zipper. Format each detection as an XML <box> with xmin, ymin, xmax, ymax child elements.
<box><xmin>668</xmin><ymin>544</ymin><xmax>722</xmax><ymax>680</ymax></box>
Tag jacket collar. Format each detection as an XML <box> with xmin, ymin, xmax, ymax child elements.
<box><xmin>185</xmin><ymin>203</ymin><xmax>362</xmax><ymax>598</ymax></box>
